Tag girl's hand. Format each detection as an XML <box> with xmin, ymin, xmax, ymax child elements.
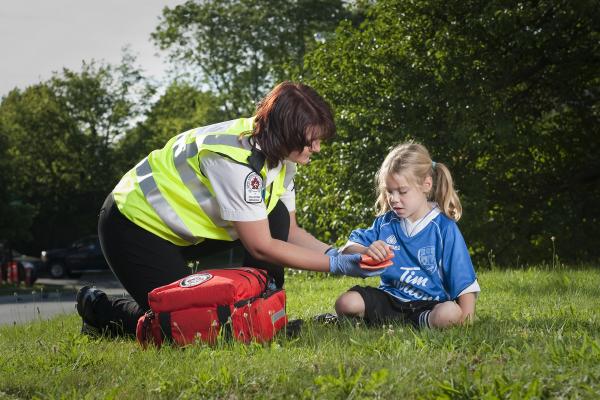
<box><xmin>365</xmin><ymin>240</ymin><xmax>392</xmax><ymax>262</ymax></box>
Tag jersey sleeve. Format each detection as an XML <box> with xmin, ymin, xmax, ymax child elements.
<box><xmin>347</xmin><ymin>216</ymin><xmax>385</xmax><ymax>247</ymax></box>
<box><xmin>278</xmin><ymin>161</ymin><xmax>296</xmax><ymax>212</ymax></box>
<box><xmin>200</xmin><ymin>153</ymin><xmax>267</xmax><ymax>222</ymax></box>
<box><xmin>441</xmin><ymin>222</ymin><xmax>478</xmax><ymax>300</ymax></box>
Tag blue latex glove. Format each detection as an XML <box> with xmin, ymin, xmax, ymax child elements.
<box><xmin>324</xmin><ymin>247</ymin><xmax>339</xmax><ymax>257</ymax></box>
<box><xmin>329</xmin><ymin>253</ymin><xmax>385</xmax><ymax>278</ymax></box>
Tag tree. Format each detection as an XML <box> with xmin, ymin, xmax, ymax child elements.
<box><xmin>151</xmin><ymin>0</ymin><xmax>350</xmax><ymax>117</ymax></box>
<box><xmin>0</xmin><ymin>110</ymin><xmax>36</xmax><ymax>244</ymax></box>
<box><xmin>115</xmin><ymin>81</ymin><xmax>226</xmax><ymax>172</ymax></box>
<box><xmin>0</xmin><ymin>83</ymin><xmax>85</xmax><ymax>251</ymax></box>
<box><xmin>49</xmin><ymin>54</ymin><xmax>152</xmax><ymax>193</ymax></box>
<box><xmin>0</xmin><ymin>56</ymin><xmax>149</xmax><ymax>253</ymax></box>
<box><xmin>300</xmin><ymin>0</ymin><xmax>599</xmax><ymax>264</ymax></box>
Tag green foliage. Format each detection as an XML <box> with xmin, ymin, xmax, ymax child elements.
<box><xmin>1</xmin><ymin>0</ymin><xmax>598</xmax><ymax>265</ymax></box>
<box><xmin>299</xmin><ymin>0</ymin><xmax>600</xmax><ymax>263</ymax></box>
<box><xmin>0</xmin><ymin>120</ymin><xmax>35</xmax><ymax>242</ymax></box>
<box><xmin>1</xmin><ymin>268</ymin><xmax>599</xmax><ymax>398</ymax></box>
<box><xmin>152</xmin><ymin>0</ymin><xmax>350</xmax><ymax>116</ymax></box>
<box><xmin>115</xmin><ymin>81</ymin><xmax>226</xmax><ymax>172</ymax></box>
<box><xmin>0</xmin><ymin>83</ymin><xmax>85</xmax><ymax>248</ymax></box>
<box><xmin>0</xmin><ymin>56</ymin><xmax>148</xmax><ymax>252</ymax></box>
<box><xmin>50</xmin><ymin>53</ymin><xmax>149</xmax><ymax>146</ymax></box>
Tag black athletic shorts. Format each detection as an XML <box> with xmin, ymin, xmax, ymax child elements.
<box><xmin>349</xmin><ymin>285</ymin><xmax>440</xmax><ymax>328</ymax></box>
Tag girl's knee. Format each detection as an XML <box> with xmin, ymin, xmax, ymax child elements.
<box><xmin>429</xmin><ymin>301</ymin><xmax>463</xmax><ymax>328</ymax></box>
<box><xmin>335</xmin><ymin>291</ymin><xmax>365</xmax><ymax>317</ymax></box>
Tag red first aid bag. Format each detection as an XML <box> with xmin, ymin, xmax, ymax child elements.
<box><xmin>136</xmin><ymin>268</ymin><xmax>287</xmax><ymax>348</ymax></box>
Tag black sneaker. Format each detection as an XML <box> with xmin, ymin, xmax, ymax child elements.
<box><xmin>80</xmin><ymin>321</ymin><xmax>101</xmax><ymax>337</ymax></box>
<box><xmin>313</xmin><ymin>313</ymin><xmax>339</xmax><ymax>325</ymax></box>
<box><xmin>76</xmin><ymin>285</ymin><xmax>108</xmax><ymax>335</ymax></box>
<box><xmin>285</xmin><ymin>319</ymin><xmax>304</xmax><ymax>338</ymax></box>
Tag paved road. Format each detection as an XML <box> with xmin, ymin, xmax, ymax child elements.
<box><xmin>0</xmin><ymin>271</ymin><xmax>128</xmax><ymax>326</ymax></box>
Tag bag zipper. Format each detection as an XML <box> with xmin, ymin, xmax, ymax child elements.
<box><xmin>224</xmin><ymin>267</ymin><xmax>268</xmax><ymax>290</ymax></box>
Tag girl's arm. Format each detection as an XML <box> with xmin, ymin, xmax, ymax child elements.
<box><xmin>342</xmin><ymin>241</ymin><xmax>391</xmax><ymax>263</ymax></box>
<box><xmin>456</xmin><ymin>292</ymin><xmax>476</xmax><ymax>323</ymax></box>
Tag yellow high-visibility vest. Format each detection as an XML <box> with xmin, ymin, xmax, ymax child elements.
<box><xmin>112</xmin><ymin>117</ymin><xmax>289</xmax><ymax>246</ymax></box>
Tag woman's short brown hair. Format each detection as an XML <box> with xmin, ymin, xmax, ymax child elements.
<box><xmin>253</xmin><ymin>81</ymin><xmax>335</xmax><ymax>167</ymax></box>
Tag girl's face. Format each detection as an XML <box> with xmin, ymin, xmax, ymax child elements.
<box><xmin>286</xmin><ymin>137</ymin><xmax>321</xmax><ymax>165</ymax></box>
<box><xmin>385</xmin><ymin>173</ymin><xmax>432</xmax><ymax>222</ymax></box>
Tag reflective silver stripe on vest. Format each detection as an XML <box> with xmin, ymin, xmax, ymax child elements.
<box><xmin>136</xmin><ymin>121</ymin><xmax>254</xmax><ymax>242</ymax></box>
<box><xmin>283</xmin><ymin>163</ymin><xmax>295</xmax><ymax>189</ymax></box>
<box><xmin>172</xmin><ymin>137</ymin><xmax>236</xmax><ymax>237</ymax></box>
<box><xmin>193</xmin><ymin>119</ymin><xmax>239</xmax><ymax>137</ymax></box>
<box><xmin>201</xmin><ymin>134</ymin><xmax>250</xmax><ymax>148</ymax></box>
<box><xmin>136</xmin><ymin>157</ymin><xmax>198</xmax><ymax>243</ymax></box>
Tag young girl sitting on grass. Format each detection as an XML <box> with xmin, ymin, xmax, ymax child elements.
<box><xmin>335</xmin><ymin>142</ymin><xmax>479</xmax><ymax>329</ymax></box>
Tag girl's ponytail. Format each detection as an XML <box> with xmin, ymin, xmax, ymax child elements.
<box><xmin>431</xmin><ymin>162</ymin><xmax>462</xmax><ymax>221</ymax></box>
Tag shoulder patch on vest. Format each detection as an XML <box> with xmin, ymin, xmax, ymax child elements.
<box><xmin>244</xmin><ymin>171</ymin><xmax>263</xmax><ymax>203</ymax></box>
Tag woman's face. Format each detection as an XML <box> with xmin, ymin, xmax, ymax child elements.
<box><xmin>286</xmin><ymin>137</ymin><xmax>321</xmax><ymax>165</ymax></box>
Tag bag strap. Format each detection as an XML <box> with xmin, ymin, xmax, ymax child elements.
<box><xmin>217</xmin><ymin>305</ymin><xmax>232</xmax><ymax>341</ymax></box>
<box><xmin>234</xmin><ymin>288</ymin><xmax>284</xmax><ymax>308</ymax></box>
<box><xmin>159</xmin><ymin>312</ymin><xmax>173</xmax><ymax>343</ymax></box>
<box><xmin>139</xmin><ymin>311</ymin><xmax>155</xmax><ymax>345</ymax></box>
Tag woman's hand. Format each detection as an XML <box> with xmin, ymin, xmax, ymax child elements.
<box><xmin>329</xmin><ymin>253</ymin><xmax>385</xmax><ymax>278</ymax></box>
<box><xmin>365</xmin><ymin>240</ymin><xmax>393</xmax><ymax>263</ymax></box>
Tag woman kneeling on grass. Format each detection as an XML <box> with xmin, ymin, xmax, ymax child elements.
<box><xmin>77</xmin><ymin>82</ymin><xmax>378</xmax><ymax>337</ymax></box>
<box><xmin>332</xmin><ymin>142</ymin><xmax>480</xmax><ymax>329</ymax></box>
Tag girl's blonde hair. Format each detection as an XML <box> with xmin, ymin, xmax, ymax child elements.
<box><xmin>374</xmin><ymin>142</ymin><xmax>462</xmax><ymax>221</ymax></box>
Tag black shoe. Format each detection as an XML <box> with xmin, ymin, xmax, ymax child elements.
<box><xmin>313</xmin><ymin>313</ymin><xmax>338</xmax><ymax>325</ymax></box>
<box><xmin>76</xmin><ymin>285</ymin><xmax>108</xmax><ymax>334</ymax></box>
<box><xmin>80</xmin><ymin>321</ymin><xmax>101</xmax><ymax>337</ymax></box>
<box><xmin>285</xmin><ymin>319</ymin><xmax>304</xmax><ymax>338</ymax></box>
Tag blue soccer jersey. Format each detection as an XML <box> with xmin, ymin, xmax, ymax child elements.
<box><xmin>346</xmin><ymin>208</ymin><xmax>478</xmax><ymax>302</ymax></box>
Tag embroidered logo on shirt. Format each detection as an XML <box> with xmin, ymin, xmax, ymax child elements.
<box><xmin>385</xmin><ymin>234</ymin><xmax>401</xmax><ymax>250</ymax></box>
<box><xmin>244</xmin><ymin>172</ymin><xmax>263</xmax><ymax>203</ymax></box>
<box><xmin>417</xmin><ymin>246</ymin><xmax>437</xmax><ymax>273</ymax></box>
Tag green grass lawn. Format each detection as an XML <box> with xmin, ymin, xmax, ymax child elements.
<box><xmin>1</xmin><ymin>267</ymin><xmax>599</xmax><ymax>399</ymax></box>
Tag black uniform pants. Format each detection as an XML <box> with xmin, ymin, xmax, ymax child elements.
<box><xmin>96</xmin><ymin>194</ymin><xmax>289</xmax><ymax>336</ymax></box>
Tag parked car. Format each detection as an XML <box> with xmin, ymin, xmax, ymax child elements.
<box><xmin>41</xmin><ymin>235</ymin><xmax>109</xmax><ymax>279</ymax></box>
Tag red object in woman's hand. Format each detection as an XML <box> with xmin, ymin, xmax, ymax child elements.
<box><xmin>359</xmin><ymin>253</ymin><xmax>394</xmax><ymax>270</ymax></box>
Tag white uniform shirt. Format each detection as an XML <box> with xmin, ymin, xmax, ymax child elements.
<box><xmin>199</xmin><ymin>152</ymin><xmax>296</xmax><ymax>223</ymax></box>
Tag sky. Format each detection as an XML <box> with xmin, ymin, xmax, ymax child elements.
<box><xmin>0</xmin><ymin>0</ymin><xmax>187</xmax><ymax>97</ymax></box>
